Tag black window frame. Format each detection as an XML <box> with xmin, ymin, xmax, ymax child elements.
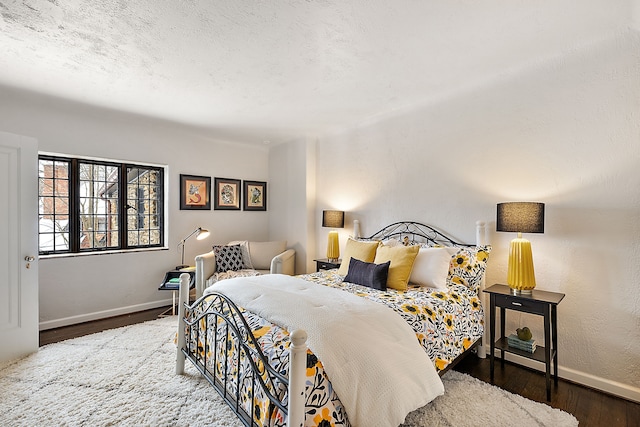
<box><xmin>38</xmin><ymin>154</ymin><xmax>165</xmax><ymax>255</ymax></box>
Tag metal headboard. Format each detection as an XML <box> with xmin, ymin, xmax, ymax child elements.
<box><xmin>361</xmin><ymin>221</ymin><xmax>476</xmax><ymax>248</ymax></box>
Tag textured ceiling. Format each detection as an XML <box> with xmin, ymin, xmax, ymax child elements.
<box><xmin>0</xmin><ymin>1</ymin><xmax>635</xmax><ymax>144</ymax></box>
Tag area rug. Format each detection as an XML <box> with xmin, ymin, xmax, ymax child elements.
<box><xmin>0</xmin><ymin>317</ymin><xmax>578</xmax><ymax>426</ymax></box>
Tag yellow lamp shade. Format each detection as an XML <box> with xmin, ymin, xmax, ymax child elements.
<box><xmin>326</xmin><ymin>230</ymin><xmax>340</xmax><ymax>261</ymax></box>
<box><xmin>507</xmin><ymin>235</ymin><xmax>536</xmax><ymax>293</ymax></box>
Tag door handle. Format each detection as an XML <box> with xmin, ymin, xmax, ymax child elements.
<box><xmin>25</xmin><ymin>255</ymin><xmax>35</xmax><ymax>269</ymax></box>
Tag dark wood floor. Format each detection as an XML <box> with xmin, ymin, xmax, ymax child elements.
<box><xmin>39</xmin><ymin>306</ymin><xmax>170</xmax><ymax>346</ymax></box>
<box><xmin>40</xmin><ymin>308</ymin><xmax>640</xmax><ymax>427</ymax></box>
<box><xmin>454</xmin><ymin>354</ymin><xmax>640</xmax><ymax>427</ymax></box>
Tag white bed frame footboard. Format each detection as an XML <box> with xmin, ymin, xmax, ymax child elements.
<box><xmin>176</xmin><ymin>220</ymin><xmax>487</xmax><ymax>427</ymax></box>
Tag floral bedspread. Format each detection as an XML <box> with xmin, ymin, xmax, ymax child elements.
<box><xmin>185</xmin><ymin>270</ymin><xmax>484</xmax><ymax>427</ymax></box>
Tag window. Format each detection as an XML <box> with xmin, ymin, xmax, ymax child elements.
<box><xmin>38</xmin><ymin>155</ymin><xmax>165</xmax><ymax>255</ymax></box>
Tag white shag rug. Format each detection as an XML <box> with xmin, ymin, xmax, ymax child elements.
<box><xmin>0</xmin><ymin>317</ymin><xmax>578</xmax><ymax>427</ymax></box>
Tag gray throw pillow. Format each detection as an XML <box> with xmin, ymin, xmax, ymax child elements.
<box><xmin>343</xmin><ymin>258</ymin><xmax>390</xmax><ymax>291</ymax></box>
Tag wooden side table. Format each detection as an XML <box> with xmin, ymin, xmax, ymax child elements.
<box><xmin>483</xmin><ymin>284</ymin><xmax>565</xmax><ymax>401</ymax></box>
<box><xmin>313</xmin><ymin>258</ymin><xmax>341</xmax><ymax>272</ymax></box>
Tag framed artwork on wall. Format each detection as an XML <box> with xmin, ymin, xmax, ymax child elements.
<box><xmin>243</xmin><ymin>180</ymin><xmax>267</xmax><ymax>211</ymax></box>
<box><xmin>214</xmin><ymin>177</ymin><xmax>241</xmax><ymax>210</ymax></box>
<box><xmin>179</xmin><ymin>174</ymin><xmax>211</xmax><ymax>210</ymax></box>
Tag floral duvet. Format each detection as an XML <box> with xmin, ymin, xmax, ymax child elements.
<box><xmin>185</xmin><ymin>269</ymin><xmax>484</xmax><ymax>427</ymax></box>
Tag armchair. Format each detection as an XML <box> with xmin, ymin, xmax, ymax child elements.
<box><xmin>194</xmin><ymin>240</ymin><xmax>295</xmax><ymax>297</ymax></box>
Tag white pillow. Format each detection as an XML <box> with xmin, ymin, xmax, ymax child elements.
<box><xmin>409</xmin><ymin>247</ymin><xmax>452</xmax><ymax>289</ymax></box>
<box><xmin>382</xmin><ymin>238</ymin><xmax>402</xmax><ymax>247</ymax></box>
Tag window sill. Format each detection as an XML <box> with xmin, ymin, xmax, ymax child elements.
<box><xmin>39</xmin><ymin>246</ymin><xmax>169</xmax><ymax>260</ymax></box>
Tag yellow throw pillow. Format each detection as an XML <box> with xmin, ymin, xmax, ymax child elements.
<box><xmin>337</xmin><ymin>238</ymin><xmax>380</xmax><ymax>276</ymax></box>
<box><xmin>374</xmin><ymin>244</ymin><xmax>420</xmax><ymax>290</ymax></box>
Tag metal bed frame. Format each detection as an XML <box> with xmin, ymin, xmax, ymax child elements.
<box><xmin>176</xmin><ymin>221</ymin><xmax>487</xmax><ymax>427</ymax></box>
<box><xmin>176</xmin><ymin>292</ymin><xmax>293</xmax><ymax>426</ymax></box>
<box><xmin>361</xmin><ymin>221</ymin><xmax>477</xmax><ymax>248</ymax></box>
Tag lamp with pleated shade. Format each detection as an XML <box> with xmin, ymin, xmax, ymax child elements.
<box><xmin>496</xmin><ymin>202</ymin><xmax>545</xmax><ymax>294</ymax></box>
<box><xmin>322</xmin><ymin>210</ymin><xmax>344</xmax><ymax>262</ymax></box>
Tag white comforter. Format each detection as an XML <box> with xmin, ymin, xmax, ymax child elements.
<box><xmin>207</xmin><ymin>274</ymin><xmax>444</xmax><ymax>427</ymax></box>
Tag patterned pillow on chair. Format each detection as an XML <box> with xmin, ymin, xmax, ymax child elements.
<box><xmin>213</xmin><ymin>245</ymin><xmax>244</xmax><ymax>272</ymax></box>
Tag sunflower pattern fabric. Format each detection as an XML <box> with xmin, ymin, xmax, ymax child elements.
<box><xmin>185</xmin><ymin>269</ymin><xmax>484</xmax><ymax>427</ymax></box>
<box><xmin>445</xmin><ymin>245</ymin><xmax>491</xmax><ymax>292</ymax></box>
<box><xmin>304</xmin><ymin>270</ymin><xmax>485</xmax><ymax>372</ymax></box>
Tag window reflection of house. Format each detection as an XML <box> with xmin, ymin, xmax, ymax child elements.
<box><xmin>79</xmin><ymin>162</ymin><xmax>118</xmax><ymax>250</ymax></box>
<box><xmin>39</xmin><ymin>161</ymin><xmax>70</xmax><ymax>252</ymax></box>
<box><xmin>99</xmin><ymin>167</ymin><xmax>161</xmax><ymax>248</ymax></box>
<box><xmin>38</xmin><ymin>219</ymin><xmax>69</xmax><ymax>252</ymax></box>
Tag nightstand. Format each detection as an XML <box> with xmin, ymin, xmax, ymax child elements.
<box><xmin>313</xmin><ymin>258</ymin><xmax>341</xmax><ymax>272</ymax></box>
<box><xmin>483</xmin><ymin>284</ymin><xmax>565</xmax><ymax>401</ymax></box>
<box><xmin>158</xmin><ymin>268</ymin><xmax>196</xmax><ymax>316</ymax></box>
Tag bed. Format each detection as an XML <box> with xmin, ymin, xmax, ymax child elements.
<box><xmin>175</xmin><ymin>221</ymin><xmax>491</xmax><ymax>427</ymax></box>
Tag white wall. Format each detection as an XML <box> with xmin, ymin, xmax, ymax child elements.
<box><xmin>268</xmin><ymin>138</ymin><xmax>317</xmax><ymax>274</ymax></box>
<box><xmin>0</xmin><ymin>86</ymin><xmax>271</xmax><ymax>328</ymax></box>
<box><xmin>309</xmin><ymin>30</ymin><xmax>640</xmax><ymax>400</ymax></box>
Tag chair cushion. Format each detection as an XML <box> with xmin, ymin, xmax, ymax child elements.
<box><xmin>206</xmin><ymin>269</ymin><xmax>262</xmax><ymax>287</ymax></box>
<box><xmin>249</xmin><ymin>241</ymin><xmax>287</xmax><ymax>270</ymax></box>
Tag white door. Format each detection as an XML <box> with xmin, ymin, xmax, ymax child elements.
<box><xmin>0</xmin><ymin>131</ymin><xmax>38</xmax><ymax>362</ymax></box>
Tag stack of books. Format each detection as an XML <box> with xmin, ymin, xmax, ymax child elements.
<box><xmin>507</xmin><ymin>334</ymin><xmax>537</xmax><ymax>353</ymax></box>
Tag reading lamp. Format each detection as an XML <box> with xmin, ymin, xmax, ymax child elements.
<box><xmin>322</xmin><ymin>210</ymin><xmax>345</xmax><ymax>262</ymax></box>
<box><xmin>176</xmin><ymin>227</ymin><xmax>210</xmax><ymax>269</ymax></box>
<box><xmin>496</xmin><ymin>202</ymin><xmax>545</xmax><ymax>294</ymax></box>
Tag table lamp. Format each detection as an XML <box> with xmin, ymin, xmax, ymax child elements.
<box><xmin>322</xmin><ymin>210</ymin><xmax>344</xmax><ymax>262</ymax></box>
<box><xmin>176</xmin><ymin>227</ymin><xmax>210</xmax><ymax>269</ymax></box>
<box><xmin>496</xmin><ymin>202</ymin><xmax>545</xmax><ymax>294</ymax></box>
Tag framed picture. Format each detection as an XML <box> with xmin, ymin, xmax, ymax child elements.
<box><xmin>243</xmin><ymin>180</ymin><xmax>267</xmax><ymax>211</ymax></box>
<box><xmin>214</xmin><ymin>177</ymin><xmax>241</xmax><ymax>210</ymax></box>
<box><xmin>179</xmin><ymin>174</ymin><xmax>211</xmax><ymax>210</ymax></box>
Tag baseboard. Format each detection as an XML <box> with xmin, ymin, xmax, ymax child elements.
<box><xmin>39</xmin><ymin>299</ymin><xmax>172</xmax><ymax>331</ymax></box>
<box><xmin>481</xmin><ymin>344</ymin><xmax>640</xmax><ymax>404</ymax></box>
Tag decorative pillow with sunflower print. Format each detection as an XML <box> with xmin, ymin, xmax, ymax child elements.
<box><xmin>446</xmin><ymin>245</ymin><xmax>491</xmax><ymax>292</ymax></box>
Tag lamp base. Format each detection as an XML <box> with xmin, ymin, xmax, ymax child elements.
<box><xmin>511</xmin><ymin>288</ymin><xmax>533</xmax><ymax>295</ymax></box>
<box><xmin>507</xmin><ymin>236</ymin><xmax>537</xmax><ymax>294</ymax></box>
<box><xmin>326</xmin><ymin>230</ymin><xmax>340</xmax><ymax>261</ymax></box>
